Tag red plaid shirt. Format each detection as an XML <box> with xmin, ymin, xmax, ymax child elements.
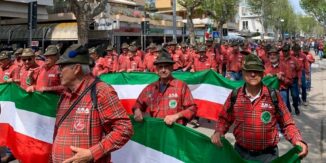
<box><xmin>118</xmin><ymin>55</ymin><xmax>144</xmax><ymax>72</ymax></box>
<box><xmin>264</xmin><ymin>62</ymin><xmax>292</xmax><ymax>90</ymax></box>
<box><xmin>181</xmin><ymin>49</ymin><xmax>193</xmax><ymax>71</ymax></box>
<box><xmin>35</xmin><ymin>65</ymin><xmax>63</xmax><ymax>93</ymax></box>
<box><xmin>0</xmin><ymin>62</ymin><xmax>20</xmax><ymax>83</ymax></box>
<box><xmin>227</xmin><ymin>51</ymin><xmax>244</xmax><ymax>72</ymax></box>
<box><xmin>215</xmin><ymin>85</ymin><xmax>304</xmax><ymax>151</ymax></box>
<box><xmin>52</xmin><ymin>75</ymin><xmax>133</xmax><ymax>162</ymax></box>
<box><xmin>133</xmin><ymin>78</ymin><xmax>197</xmax><ymax>125</ymax></box>
<box><xmin>192</xmin><ymin>53</ymin><xmax>218</xmax><ymax>72</ymax></box>
<box><xmin>19</xmin><ymin>64</ymin><xmax>40</xmax><ymax>90</ymax></box>
<box><xmin>172</xmin><ymin>50</ymin><xmax>183</xmax><ymax>70</ymax></box>
<box><xmin>104</xmin><ymin>54</ymin><xmax>119</xmax><ymax>72</ymax></box>
<box><xmin>143</xmin><ymin>53</ymin><xmax>157</xmax><ymax>72</ymax></box>
<box><xmin>281</xmin><ymin>56</ymin><xmax>301</xmax><ymax>79</ymax></box>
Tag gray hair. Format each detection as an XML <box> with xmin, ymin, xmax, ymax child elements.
<box><xmin>80</xmin><ymin>64</ymin><xmax>91</xmax><ymax>74</ymax></box>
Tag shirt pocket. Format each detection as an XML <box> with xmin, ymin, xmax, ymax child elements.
<box><xmin>70</xmin><ymin>111</ymin><xmax>90</xmax><ymax>135</ymax></box>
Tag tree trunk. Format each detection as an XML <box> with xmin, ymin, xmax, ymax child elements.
<box><xmin>216</xmin><ymin>22</ymin><xmax>223</xmax><ymax>44</ymax></box>
<box><xmin>76</xmin><ymin>13</ymin><xmax>89</xmax><ymax>46</ymax></box>
<box><xmin>187</xmin><ymin>8</ymin><xmax>196</xmax><ymax>46</ymax></box>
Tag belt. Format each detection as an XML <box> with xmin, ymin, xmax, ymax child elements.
<box><xmin>235</xmin><ymin>143</ymin><xmax>277</xmax><ymax>156</ymax></box>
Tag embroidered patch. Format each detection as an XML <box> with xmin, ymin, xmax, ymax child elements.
<box><xmin>261</xmin><ymin>111</ymin><xmax>272</xmax><ymax>124</ymax></box>
<box><xmin>76</xmin><ymin>108</ymin><xmax>90</xmax><ymax>114</ymax></box>
<box><xmin>26</xmin><ymin>78</ymin><xmax>31</xmax><ymax>85</ymax></box>
<box><xmin>168</xmin><ymin>93</ymin><xmax>178</xmax><ymax>98</ymax></box>
<box><xmin>73</xmin><ymin>119</ymin><xmax>85</xmax><ymax>131</ymax></box>
<box><xmin>3</xmin><ymin>75</ymin><xmax>9</xmax><ymax>81</ymax></box>
<box><xmin>169</xmin><ymin>100</ymin><xmax>177</xmax><ymax>109</ymax></box>
<box><xmin>48</xmin><ymin>74</ymin><xmax>56</xmax><ymax>77</ymax></box>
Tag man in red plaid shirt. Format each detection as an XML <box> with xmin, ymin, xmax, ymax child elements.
<box><xmin>133</xmin><ymin>48</ymin><xmax>197</xmax><ymax>125</ymax></box>
<box><xmin>211</xmin><ymin>54</ymin><xmax>308</xmax><ymax>162</ymax></box>
<box><xmin>52</xmin><ymin>44</ymin><xmax>133</xmax><ymax>163</ymax></box>
<box><xmin>35</xmin><ymin>45</ymin><xmax>63</xmax><ymax>93</ymax></box>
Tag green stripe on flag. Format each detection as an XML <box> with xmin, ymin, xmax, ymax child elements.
<box><xmin>0</xmin><ymin>83</ymin><xmax>59</xmax><ymax>117</ymax></box>
<box><xmin>130</xmin><ymin>117</ymin><xmax>301</xmax><ymax>163</ymax></box>
<box><xmin>100</xmin><ymin>70</ymin><xmax>279</xmax><ymax>90</ymax></box>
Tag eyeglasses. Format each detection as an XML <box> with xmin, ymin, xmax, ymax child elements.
<box><xmin>22</xmin><ymin>58</ymin><xmax>32</xmax><ymax>62</ymax></box>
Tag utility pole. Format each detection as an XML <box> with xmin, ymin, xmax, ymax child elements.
<box><xmin>28</xmin><ymin>1</ymin><xmax>37</xmax><ymax>47</ymax></box>
<box><xmin>172</xmin><ymin>0</ymin><xmax>177</xmax><ymax>42</ymax></box>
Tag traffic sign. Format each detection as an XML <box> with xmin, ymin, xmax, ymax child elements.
<box><xmin>212</xmin><ymin>31</ymin><xmax>219</xmax><ymax>38</ymax></box>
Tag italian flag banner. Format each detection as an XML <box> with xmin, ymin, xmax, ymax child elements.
<box><xmin>0</xmin><ymin>83</ymin><xmax>59</xmax><ymax>163</ymax></box>
<box><xmin>0</xmin><ymin>70</ymin><xmax>282</xmax><ymax>162</ymax></box>
<box><xmin>112</xmin><ymin>117</ymin><xmax>302</xmax><ymax>163</ymax></box>
<box><xmin>100</xmin><ymin>70</ymin><xmax>279</xmax><ymax>121</ymax></box>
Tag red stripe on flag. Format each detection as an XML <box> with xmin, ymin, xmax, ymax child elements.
<box><xmin>0</xmin><ymin>123</ymin><xmax>52</xmax><ymax>163</ymax></box>
<box><xmin>120</xmin><ymin>99</ymin><xmax>223</xmax><ymax>121</ymax></box>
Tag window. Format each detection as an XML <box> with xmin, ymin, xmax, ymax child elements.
<box><xmin>242</xmin><ymin>21</ymin><xmax>248</xmax><ymax>30</ymax></box>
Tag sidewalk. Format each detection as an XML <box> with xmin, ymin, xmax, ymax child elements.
<box><xmin>192</xmin><ymin>54</ymin><xmax>326</xmax><ymax>163</ymax></box>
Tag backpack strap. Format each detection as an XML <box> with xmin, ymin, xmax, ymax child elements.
<box><xmin>227</xmin><ymin>88</ymin><xmax>240</xmax><ymax>114</ymax></box>
<box><xmin>268</xmin><ymin>88</ymin><xmax>283</xmax><ymax>116</ymax></box>
<box><xmin>90</xmin><ymin>78</ymin><xmax>100</xmax><ymax>110</ymax></box>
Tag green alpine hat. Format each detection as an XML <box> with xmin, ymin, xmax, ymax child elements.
<box><xmin>154</xmin><ymin>49</ymin><xmax>175</xmax><ymax>65</ymax></box>
<box><xmin>153</xmin><ymin>45</ymin><xmax>163</xmax><ymax>52</ymax></box>
<box><xmin>21</xmin><ymin>48</ymin><xmax>35</xmax><ymax>57</ymax></box>
<box><xmin>242</xmin><ymin>54</ymin><xmax>264</xmax><ymax>72</ymax></box>
<box><xmin>0</xmin><ymin>51</ymin><xmax>10</xmax><ymax>60</ymax></box>
<box><xmin>146</xmin><ymin>43</ymin><xmax>156</xmax><ymax>49</ymax></box>
<box><xmin>56</xmin><ymin>44</ymin><xmax>90</xmax><ymax>65</ymax></box>
<box><xmin>128</xmin><ymin>45</ymin><xmax>137</xmax><ymax>52</ymax></box>
<box><xmin>14</xmin><ymin>48</ymin><xmax>23</xmax><ymax>56</ymax></box>
<box><xmin>196</xmin><ymin>46</ymin><xmax>206</xmax><ymax>53</ymax></box>
<box><xmin>44</xmin><ymin>45</ymin><xmax>59</xmax><ymax>56</ymax></box>
<box><xmin>292</xmin><ymin>44</ymin><xmax>301</xmax><ymax>52</ymax></box>
<box><xmin>121</xmin><ymin>43</ymin><xmax>129</xmax><ymax>49</ymax></box>
<box><xmin>106</xmin><ymin>45</ymin><xmax>114</xmax><ymax>51</ymax></box>
<box><xmin>267</xmin><ymin>47</ymin><xmax>279</xmax><ymax>54</ymax></box>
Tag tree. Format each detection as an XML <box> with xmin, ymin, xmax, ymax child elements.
<box><xmin>298</xmin><ymin>15</ymin><xmax>324</xmax><ymax>36</ymax></box>
<box><xmin>300</xmin><ymin>0</ymin><xmax>326</xmax><ymax>32</ymax></box>
<box><xmin>178</xmin><ymin>0</ymin><xmax>202</xmax><ymax>45</ymax></box>
<box><xmin>202</xmin><ymin>0</ymin><xmax>239</xmax><ymax>41</ymax></box>
<box><xmin>247</xmin><ymin>0</ymin><xmax>296</xmax><ymax>40</ymax></box>
<box><xmin>63</xmin><ymin>0</ymin><xmax>108</xmax><ymax>45</ymax></box>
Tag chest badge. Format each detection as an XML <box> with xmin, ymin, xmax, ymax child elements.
<box><xmin>74</xmin><ymin>119</ymin><xmax>85</xmax><ymax>131</ymax></box>
<box><xmin>261</xmin><ymin>111</ymin><xmax>272</xmax><ymax>124</ymax></box>
<box><xmin>169</xmin><ymin>100</ymin><xmax>177</xmax><ymax>109</ymax></box>
<box><xmin>3</xmin><ymin>75</ymin><xmax>9</xmax><ymax>81</ymax></box>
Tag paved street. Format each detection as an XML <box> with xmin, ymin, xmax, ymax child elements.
<box><xmin>189</xmin><ymin>51</ymin><xmax>326</xmax><ymax>163</ymax></box>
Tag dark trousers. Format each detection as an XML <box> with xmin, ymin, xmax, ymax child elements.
<box><xmin>235</xmin><ymin>144</ymin><xmax>279</xmax><ymax>163</ymax></box>
<box><xmin>287</xmin><ymin>78</ymin><xmax>300</xmax><ymax>112</ymax></box>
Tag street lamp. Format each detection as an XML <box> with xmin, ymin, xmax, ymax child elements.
<box><xmin>280</xmin><ymin>18</ymin><xmax>284</xmax><ymax>40</ymax></box>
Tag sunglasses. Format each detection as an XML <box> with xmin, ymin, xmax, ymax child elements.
<box><xmin>22</xmin><ymin>58</ymin><xmax>32</xmax><ymax>62</ymax></box>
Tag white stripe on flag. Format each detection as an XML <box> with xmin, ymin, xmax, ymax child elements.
<box><xmin>112</xmin><ymin>140</ymin><xmax>183</xmax><ymax>163</ymax></box>
<box><xmin>189</xmin><ymin>84</ymin><xmax>232</xmax><ymax>104</ymax></box>
<box><xmin>112</xmin><ymin>84</ymin><xmax>232</xmax><ymax>104</ymax></box>
<box><xmin>0</xmin><ymin>101</ymin><xmax>55</xmax><ymax>144</ymax></box>
<box><xmin>112</xmin><ymin>85</ymin><xmax>147</xmax><ymax>99</ymax></box>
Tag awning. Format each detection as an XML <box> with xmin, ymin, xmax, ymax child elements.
<box><xmin>0</xmin><ymin>25</ymin><xmax>16</xmax><ymax>41</ymax></box>
<box><xmin>46</xmin><ymin>22</ymin><xmax>77</xmax><ymax>40</ymax></box>
<box><xmin>9</xmin><ymin>24</ymin><xmax>55</xmax><ymax>41</ymax></box>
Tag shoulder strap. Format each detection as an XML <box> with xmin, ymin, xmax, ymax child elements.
<box><xmin>227</xmin><ymin>88</ymin><xmax>239</xmax><ymax>114</ymax></box>
<box><xmin>268</xmin><ymin>88</ymin><xmax>283</xmax><ymax>116</ymax></box>
<box><xmin>90</xmin><ymin>78</ymin><xmax>100</xmax><ymax>110</ymax></box>
<box><xmin>55</xmin><ymin>79</ymin><xmax>99</xmax><ymax>129</ymax></box>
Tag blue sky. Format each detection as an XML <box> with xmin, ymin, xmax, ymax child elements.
<box><xmin>289</xmin><ymin>0</ymin><xmax>306</xmax><ymax>14</ymax></box>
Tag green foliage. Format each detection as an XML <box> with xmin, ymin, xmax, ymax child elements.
<box><xmin>247</xmin><ymin>0</ymin><xmax>297</xmax><ymax>35</ymax></box>
<box><xmin>202</xmin><ymin>0</ymin><xmax>239</xmax><ymax>28</ymax></box>
<box><xmin>300</xmin><ymin>0</ymin><xmax>326</xmax><ymax>26</ymax></box>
